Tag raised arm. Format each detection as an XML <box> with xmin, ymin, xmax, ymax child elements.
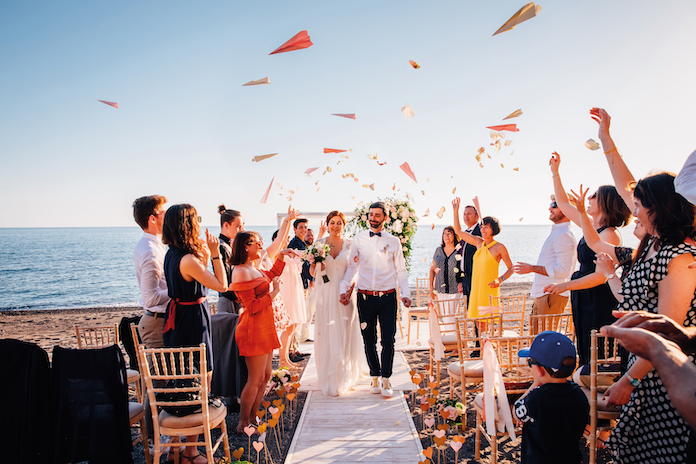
<box><xmin>549</xmin><ymin>152</ymin><xmax>582</xmax><ymax>226</ymax></box>
<box><xmin>590</xmin><ymin>108</ymin><xmax>635</xmax><ymax>209</ymax></box>
<box><xmin>569</xmin><ymin>185</ymin><xmax>619</xmax><ymax>261</ymax></box>
<box><xmin>266</xmin><ymin>206</ymin><xmax>299</xmax><ymax>260</ymax></box>
<box><xmin>180</xmin><ymin>229</ymin><xmax>227</xmax><ymax>292</ymax></box>
<box><xmin>472</xmin><ymin>196</ymin><xmax>482</xmax><ymax>222</ymax></box>
<box><xmin>452</xmin><ymin>197</ymin><xmax>464</xmax><ymax>237</ymax></box>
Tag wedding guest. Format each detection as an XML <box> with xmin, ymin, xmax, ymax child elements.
<box><xmin>229</xmin><ymin>232</ymin><xmax>295</xmax><ymax>434</ymax></box>
<box><xmin>451</xmin><ymin>198</ymin><xmax>481</xmax><ymax>299</ymax></box>
<box><xmin>216</xmin><ymin>205</ymin><xmax>244</xmax><ymax>314</ymax></box>
<box><xmin>161</xmin><ymin>204</ymin><xmax>227</xmax><ymax>464</ymax></box>
<box><xmin>305</xmin><ymin>228</ymin><xmax>315</xmax><ymax>246</ymax></box>
<box><xmin>133</xmin><ymin>195</ymin><xmax>169</xmax><ymax>348</ymax></box>
<box><xmin>287</xmin><ymin>219</ymin><xmax>310</xmax><ymax>359</ymax></box>
<box><xmin>429</xmin><ymin>226</ymin><xmax>462</xmax><ymax>300</ymax></box>
<box><xmin>550</xmin><ymin>151</ymin><xmax>631</xmax><ymax>365</ymax></box>
<box><xmin>512</xmin><ymin>196</ymin><xmax>576</xmax><ymax>326</ymax></box>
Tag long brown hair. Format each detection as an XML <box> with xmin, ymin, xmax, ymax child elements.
<box><xmin>162</xmin><ymin>204</ymin><xmax>205</xmax><ymax>259</ymax></box>
<box><xmin>440</xmin><ymin>226</ymin><xmax>460</xmax><ymax>248</ymax></box>
<box><xmin>229</xmin><ymin>231</ymin><xmax>260</xmax><ymax>266</ymax></box>
<box><xmin>596</xmin><ymin>185</ymin><xmax>632</xmax><ymax>228</ymax></box>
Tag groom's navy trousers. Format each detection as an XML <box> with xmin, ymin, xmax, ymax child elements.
<box><xmin>356</xmin><ymin>290</ymin><xmax>398</xmax><ymax>378</ymax></box>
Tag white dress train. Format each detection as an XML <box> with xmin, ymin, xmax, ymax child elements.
<box><xmin>312</xmin><ymin>238</ymin><xmax>369</xmax><ymax>396</ymax></box>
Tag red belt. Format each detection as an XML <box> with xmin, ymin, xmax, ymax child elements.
<box><xmin>357</xmin><ymin>289</ymin><xmax>396</xmax><ymax>297</ymax></box>
<box><xmin>162</xmin><ymin>296</ymin><xmax>207</xmax><ymax>333</ymax></box>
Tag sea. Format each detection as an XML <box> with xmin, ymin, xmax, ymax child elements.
<box><xmin>0</xmin><ymin>225</ymin><xmax>640</xmax><ymax>311</ymax></box>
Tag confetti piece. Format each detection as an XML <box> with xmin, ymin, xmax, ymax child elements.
<box><xmin>585</xmin><ymin>139</ymin><xmax>600</xmax><ymax>150</ymax></box>
<box><xmin>519</xmin><ymin>217</ymin><xmax>524</xmax><ymax>221</ymax></box>
<box><xmin>350</xmin><ymin>195</ymin><xmax>355</xmax><ymax>199</ymax></box>
<box><xmin>401</xmin><ymin>103</ymin><xmax>415</xmax><ymax>119</ymax></box>
<box><xmin>392</xmin><ymin>183</ymin><xmax>396</xmax><ymax>191</ymax></box>
<box><xmin>510</xmin><ymin>150</ymin><xmax>515</xmax><ymax>156</ymax></box>
<box><xmin>354</xmin><ymin>178</ymin><xmax>359</xmax><ymax>182</ymax></box>
<box><xmin>421</xmin><ymin>190</ymin><xmax>426</xmax><ymax>196</ymax></box>
<box><xmin>98</xmin><ymin>100</ymin><xmax>118</xmax><ymax>109</ymax></box>
<box><xmin>479</xmin><ymin>162</ymin><xmax>484</xmax><ymax>168</ymax></box>
<box><xmin>490</xmin><ymin>132</ymin><xmax>500</xmax><ymax>141</ymax></box>
<box><xmin>505</xmin><ymin>140</ymin><xmax>512</xmax><ymax>146</ymax></box>
<box><xmin>324</xmin><ymin>148</ymin><xmax>347</xmax><ymax>153</ymax></box>
<box><xmin>475</xmin><ymin>154</ymin><xmax>482</xmax><ymax>162</ymax></box>
<box><xmin>270</xmin><ymin>30</ymin><xmax>313</xmax><ymax>55</ymax></box>
<box><xmin>422</xmin><ymin>208</ymin><xmax>430</xmax><ymax>217</ymax></box>
<box><xmin>357</xmin><ymin>201</ymin><xmax>363</xmax><ymax>207</ymax></box>
<box><xmin>487</xmin><ymin>124</ymin><xmax>519</xmax><ymax>132</ymax></box>
<box><xmin>409</xmin><ymin>60</ymin><xmax>421</xmax><ymax>69</ymax></box>
<box><xmin>421</xmin><ymin>258</ymin><xmax>427</xmax><ymax>262</ymax></box>
<box><xmin>436</xmin><ymin>206</ymin><xmax>446</xmax><ymax>219</ymax></box>
<box><xmin>500</xmin><ymin>163</ymin><xmax>504</xmax><ymax>168</ymax></box>
<box><xmin>305</xmin><ymin>167</ymin><xmax>319</xmax><ymax>175</ymax></box>
<box><xmin>452</xmin><ymin>187</ymin><xmax>457</xmax><ymax>194</ymax></box>
<box><xmin>252</xmin><ymin>153</ymin><xmax>278</xmax><ymax>163</ymax></box>
<box><xmin>513</xmin><ymin>167</ymin><xmax>519</xmax><ymax>171</ymax></box>
<box><xmin>362</xmin><ymin>183</ymin><xmax>375</xmax><ymax>190</ymax></box>
<box><xmin>503</xmin><ymin>109</ymin><xmax>523</xmax><ymax>120</ymax></box>
<box><xmin>326</xmin><ymin>166</ymin><xmax>332</xmax><ymax>172</ymax></box>
<box><xmin>260</xmin><ymin>177</ymin><xmax>273</xmax><ymax>204</ymax></box>
<box><xmin>377</xmin><ymin>161</ymin><xmax>387</xmax><ymax>166</ymax></box>
<box><xmin>242</xmin><ymin>77</ymin><xmax>270</xmax><ymax>86</ymax></box>
<box><xmin>331</xmin><ymin>113</ymin><xmax>356</xmax><ymax>119</ymax></box>
<box><xmin>367</xmin><ymin>154</ymin><xmax>378</xmax><ymax>160</ymax></box>
<box><xmin>478</xmin><ymin>147</ymin><xmax>486</xmax><ymax>155</ymax></box>
<box><xmin>396</xmin><ymin>420</ymin><xmax>402</xmax><ymax>425</ymax></box>
<box><xmin>494</xmin><ymin>140</ymin><xmax>501</xmax><ymax>152</ymax></box>
<box><xmin>400</xmin><ymin>162</ymin><xmax>418</xmax><ymax>183</ymax></box>
<box><xmin>493</xmin><ymin>3</ymin><xmax>542</xmax><ymax>36</ymax></box>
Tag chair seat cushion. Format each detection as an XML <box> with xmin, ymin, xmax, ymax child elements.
<box><xmin>126</xmin><ymin>369</ymin><xmax>140</xmax><ymax>383</ymax></box>
<box><xmin>159</xmin><ymin>402</ymin><xmax>227</xmax><ymax>429</ymax></box>
<box><xmin>128</xmin><ymin>402</ymin><xmax>144</xmax><ymax>421</ymax></box>
<box><xmin>429</xmin><ymin>333</ymin><xmax>459</xmax><ymax>345</ymax></box>
<box><xmin>447</xmin><ymin>359</ymin><xmax>484</xmax><ymax>379</ymax></box>
<box><xmin>409</xmin><ymin>307</ymin><xmax>428</xmax><ymax>315</ymax></box>
<box><xmin>502</xmin><ymin>330</ymin><xmax>520</xmax><ymax>338</ymax></box>
<box><xmin>573</xmin><ymin>363</ymin><xmax>621</xmax><ymax>390</ymax></box>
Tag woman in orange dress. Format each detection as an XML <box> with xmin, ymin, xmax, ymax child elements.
<box><xmin>228</xmin><ymin>231</ymin><xmax>296</xmax><ymax>434</ymax></box>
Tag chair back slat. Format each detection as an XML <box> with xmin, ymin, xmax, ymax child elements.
<box><xmin>488</xmin><ymin>334</ymin><xmax>535</xmax><ymax>394</ymax></box>
<box><xmin>435</xmin><ymin>296</ymin><xmax>468</xmax><ymax>338</ymax></box>
<box><xmin>529</xmin><ymin>312</ymin><xmax>574</xmax><ymax>336</ymax></box>
<box><xmin>415</xmin><ymin>277</ymin><xmax>431</xmax><ymax>307</ymax></box>
<box><xmin>488</xmin><ymin>295</ymin><xmax>527</xmax><ymax>336</ymax></box>
<box><xmin>456</xmin><ymin>314</ymin><xmax>502</xmax><ymax>359</ymax></box>
<box><xmin>75</xmin><ymin>324</ymin><xmax>119</xmax><ymax>349</ymax></box>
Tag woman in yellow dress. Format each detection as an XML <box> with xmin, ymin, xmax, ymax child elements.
<box><xmin>458</xmin><ymin>216</ymin><xmax>514</xmax><ymax>317</ymax></box>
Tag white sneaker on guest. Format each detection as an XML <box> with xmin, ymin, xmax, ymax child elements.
<box><xmin>381</xmin><ymin>377</ymin><xmax>393</xmax><ymax>397</ymax></box>
<box><xmin>370</xmin><ymin>377</ymin><xmax>381</xmax><ymax>394</ymax></box>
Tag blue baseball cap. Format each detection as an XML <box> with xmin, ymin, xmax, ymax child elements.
<box><xmin>519</xmin><ymin>331</ymin><xmax>577</xmax><ymax>372</ymax></box>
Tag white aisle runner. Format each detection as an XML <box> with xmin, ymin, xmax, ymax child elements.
<box><xmin>286</xmin><ymin>342</ymin><xmax>423</xmax><ymax>464</ymax></box>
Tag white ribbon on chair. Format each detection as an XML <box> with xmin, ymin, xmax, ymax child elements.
<box><xmin>428</xmin><ymin>301</ymin><xmax>446</xmax><ymax>361</ymax></box>
<box><xmin>482</xmin><ymin>337</ymin><xmax>516</xmax><ymax>441</ymax></box>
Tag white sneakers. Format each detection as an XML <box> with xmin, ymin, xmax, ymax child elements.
<box><xmin>381</xmin><ymin>377</ymin><xmax>393</xmax><ymax>397</ymax></box>
<box><xmin>370</xmin><ymin>377</ymin><xmax>381</xmax><ymax>394</ymax></box>
<box><xmin>370</xmin><ymin>376</ymin><xmax>394</xmax><ymax>397</ymax></box>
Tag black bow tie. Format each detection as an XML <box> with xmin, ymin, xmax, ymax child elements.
<box><xmin>370</xmin><ymin>231</ymin><xmax>382</xmax><ymax>237</ymax></box>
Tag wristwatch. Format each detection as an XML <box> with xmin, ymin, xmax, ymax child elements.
<box><xmin>625</xmin><ymin>372</ymin><xmax>641</xmax><ymax>387</ymax></box>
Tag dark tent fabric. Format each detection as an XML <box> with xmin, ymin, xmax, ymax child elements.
<box><xmin>51</xmin><ymin>345</ymin><xmax>133</xmax><ymax>464</ymax></box>
<box><xmin>0</xmin><ymin>339</ymin><xmax>52</xmax><ymax>464</ymax></box>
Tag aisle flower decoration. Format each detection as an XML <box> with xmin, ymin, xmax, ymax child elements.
<box><xmin>435</xmin><ymin>397</ymin><xmax>466</xmax><ymax>427</ymax></box>
<box><xmin>347</xmin><ymin>197</ymin><xmax>418</xmax><ymax>270</ymax></box>
<box><xmin>268</xmin><ymin>367</ymin><xmax>292</xmax><ymax>392</ymax></box>
<box><xmin>301</xmin><ymin>243</ymin><xmax>332</xmax><ymax>282</ymax></box>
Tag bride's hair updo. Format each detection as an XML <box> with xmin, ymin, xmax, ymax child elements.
<box><xmin>326</xmin><ymin>211</ymin><xmax>346</xmax><ymax>225</ymax></box>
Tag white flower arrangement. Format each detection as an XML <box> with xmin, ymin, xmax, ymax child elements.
<box><xmin>347</xmin><ymin>197</ymin><xmax>418</xmax><ymax>270</ymax></box>
<box><xmin>302</xmin><ymin>243</ymin><xmax>332</xmax><ymax>282</ymax></box>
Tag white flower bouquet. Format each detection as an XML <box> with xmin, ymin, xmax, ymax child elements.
<box><xmin>302</xmin><ymin>243</ymin><xmax>332</xmax><ymax>283</ymax></box>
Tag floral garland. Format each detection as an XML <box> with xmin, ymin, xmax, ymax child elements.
<box><xmin>347</xmin><ymin>197</ymin><xmax>418</xmax><ymax>270</ymax></box>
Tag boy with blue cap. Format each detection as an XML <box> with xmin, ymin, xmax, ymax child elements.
<box><xmin>514</xmin><ymin>331</ymin><xmax>589</xmax><ymax>464</ymax></box>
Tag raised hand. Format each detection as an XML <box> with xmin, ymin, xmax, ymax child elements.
<box><xmin>590</xmin><ymin>107</ymin><xmax>611</xmax><ymax>140</ymax></box>
<box><xmin>286</xmin><ymin>205</ymin><xmax>301</xmax><ymax>222</ymax></box>
<box><xmin>568</xmin><ymin>185</ymin><xmax>589</xmax><ymax>213</ymax></box>
<box><xmin>452</xmin><ymin>197</ymin><xmax>461</xmax><ymax>211</ymax></box>
<box><xmin>609</xmin><ymin>311</ymin><xmax>696</xmax><ymax>354</ymax></box>
<box><xmin>319</xmin><ymin>220</ymin><xmax>327</xmax><ymax>236</ymax></box>
<box><xmin>549</xmin><ymin>152</ymin><xmax>561</xmax><ymax>175</ymax></box>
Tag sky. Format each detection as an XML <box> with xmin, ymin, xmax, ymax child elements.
<box><xmin>2</xmin><ymin>0</ymin><xmax>695</xmax><ymax>228</ymax></box>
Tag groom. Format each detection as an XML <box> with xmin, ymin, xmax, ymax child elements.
<box><xmin>339</xmin><ymin>202</ymin><xmax>411</xmax><ymax>397</ymax></box>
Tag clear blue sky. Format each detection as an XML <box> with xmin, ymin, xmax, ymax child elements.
<box><xmin>2</xmin><ymin>0</ymin><xmax>695</xmax><ymax>228</ymax></box>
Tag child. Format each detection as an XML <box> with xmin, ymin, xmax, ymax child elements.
<box><xmin>514</xmin><ymin>331</ymin><xmax>589</xmax><ymax>464</ymax></box>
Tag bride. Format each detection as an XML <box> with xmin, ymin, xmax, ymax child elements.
<box><xmin>310</xmin><ymin>211</ymin><xmax>368</xmax><ymax>396</ymax></box>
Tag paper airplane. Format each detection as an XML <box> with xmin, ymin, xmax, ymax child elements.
<box><xmin>502</xmin><ymin>109</ymin><xmax>522</xmax><ymax>120</ymax></box>
<box><xmin>260</xmin><ymin>177</ymin><xmax>274</xmax><ymax>204</ymax></box>
<box><xmin>252</xmin><ymin>153</ymin><xmax>278</xmax><ymax>162</ymax></box>
<box><xmin>400</xmin><ymin>162</ymin><xmax>418</xmax><ymax>183</ymax></box>
<box><xmin>409</xmin><ymin>60</ymin><xmax>421</xmax><ymax>69</ymax></box>
<box><xmin>331</xmin><ymin>113</ymin><xmax>356</xmax><ymax>119</ymax></box>
<box><xmin>486</xmin><ymin>124</ymin><xmax>519</xmax><ymax>132</ymax></box>
<box><xmin>324</xmin><ymin>148</ymin><xmax>347</xmax><ymax>154</ymax></box>
<box><xmin>98</xmin><ymin>100</ymin><xmax>118</xmax><ymax>109</ymax></box>
<box><xmin>270</xmin><ymin>30</ymin><xmax>313</xmax><ymax>55</ymax></box>
<box><xmin>493</xmin><ymin>3</ymin><xmax>542</xmax><ymax>36</ymax></box>
<box><xmin>401</xmin><ymin>104</ymin><xmax>415</xmax><ymax>119</ymax></box>
<box><xmin>242</xmin><ymin>77</ymin><xmax>270</xmax><ymax>86</ymax></box>
<box><xmin>305</xmin><ymin>167</ymin><xmax>319</xmax><ymax>175</ymax></box>
<box><xmin>585</xmin><ymin>139</ymin><xmax>600</xmax><ymax>150</ymax></box>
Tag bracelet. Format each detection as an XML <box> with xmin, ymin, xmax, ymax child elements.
<box><xmin>625</xmin><ymin>372</ymin><xmax>641</xmax><ymax>387</ymax></box>
<box><xmin>212</xmin><ymin>256</ymin><xmax>220</xmax><ymax>260</ymax></box>
<box><xmin>604</xmin><ymin>147</ymin><xmax>618</xmax><ymax>155</ymax></box>
<box><xmin>604</xmin><ymin>272</ymin><xmax>616</xmax><ymax>280</ymax></box>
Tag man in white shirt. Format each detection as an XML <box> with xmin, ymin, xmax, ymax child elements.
<box><xmin>340</xmin><ymin>202</ymin><xmax>412</xmax><ymax>397</ymax></box>
<box><xmin>133</xmin><ymin>195</ymin><xmax>170</xmax><ymax>348</ymax></box>
<box><xmin>513</xmin><ymin>197</ymin><xmax>577</xmax><ymax>324</ymax></box>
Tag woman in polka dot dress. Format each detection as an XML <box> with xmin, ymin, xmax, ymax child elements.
<box><xmin>601</xmin><ymin>172</ymin><xmax>696</xmax><ymax>463</ymax></box>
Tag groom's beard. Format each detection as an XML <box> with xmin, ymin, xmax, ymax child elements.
<box><xmin>369</xmin><ymin>220</ymin><xmax>384</xmax><ymax>230</ymax></box>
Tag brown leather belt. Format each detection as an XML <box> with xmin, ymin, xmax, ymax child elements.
<box><xmin>144</xmin><ymin>310</ymin><xmax>165</xmax><ymax>318</ymax></box>
<box><xmin>357</xmin><ymin>288</ymin><xmax>396</xmax><ymax>297</ymax></box>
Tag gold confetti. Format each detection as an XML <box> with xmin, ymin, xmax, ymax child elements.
<box><xmin>494</xmin><ymin>140</ymin><xmax>501</xmax><ymax>153</ymax></box>
<box><xmin>357</xmin><ymin>201</ymin><xmax>363</xmax><ymax>207</ymax></box>
<box><xmin>350</xmin><ymin>195</ymin><xmax>355</xmax><ymax>199</ymax></box>
<box><xmin>504</xmin><ymin>140</ymin><xmax>512</xmax><ymax>146</ymax></box>
<box><xmin>436</xmin><ymin>206</ymin><xmax>446</xmax><ymax>219</ymax></box>
<box><xmin>326</xmin><ymin>166</ymin><xmax>332</xmax><ymax>172</ymax></box>
<box><xmin>585</xmin><ymin>139</ymin><xmax>600</xmax><ymax>150</ymax></box>
<box><xmin>362</xmin><ymin>183</ymin><xmax>375</xmax><ymax>190</ymax></box>
<box><xmin>452</xmin><ymin>187</ymin><xmax>457</xmax><ymax>194</ymax></box>
<box><xmin>510</xmin><ymin>150</ymin><xmax>515</xmax><ymax>156</ymax></box>
<box><xmin>367</xmin><ymin>154</ymin><xmax>377</xmax><ymax>160</ymax></box>
<box><xmin>519</xmin><ymin>217</ymin><xmax>524</xmax><ymax>221</ymax></box>
<box><xmin>421</xmin><ymin>190</ymin><xmax>426</xmax><ymax>196</ymax></box>
<box><xmin>422</xmin><ymin>208</ymin><xmax>430</xmax><ymax>217</ymax></box>
<box><xmin>513</xmin><ymin>167</ymin><xmax>519</xmax><ymax>171</ymax></box>
<box><xmin>500</xmin><ymin>163</ymin><xmax>504</xmax><ymax>168</ymax></box>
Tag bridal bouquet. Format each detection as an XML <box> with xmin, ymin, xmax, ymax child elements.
<box><xmin>302</xmin><ymin>243</ymin><xmax>332</xmax><ymax>283</ymax></box>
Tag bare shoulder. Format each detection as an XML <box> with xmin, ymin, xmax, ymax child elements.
<box><xmin>232</xmin><ymin>265</ymin><xmax>259</xmax><ymax>283</ymax></box>
<box><xmin>598</xmin><ymin>226</ymin><xmax>622</xmax><ymax>246</ymax></box>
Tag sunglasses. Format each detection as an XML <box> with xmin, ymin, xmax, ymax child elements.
<box><xmin>527</xmin><ymin>358</ymin><xmax>541</xmax><ymax>368</ymax></box>
<box><xmin>550</xmin><ymin>202</ymin><xmax>558</xmax><ymax>209</ymax></box>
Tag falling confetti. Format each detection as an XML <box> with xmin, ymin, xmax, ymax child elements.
<box><xmin>98</xmin><ymin>100</ymin><xmax>118</xmax><ymax>109</ymax></box>
<box><xmin>431</xmin><ymin>224</ymin><xmax>435</xmax><ymax>230</ymax></box>
<box><xmin>401</xmin><ymin>103</ymin><xmax>415</xmax><ymax>119</ymax></box>
<box><xmin>513</xmin><ymin>167</ymin><xmax>519</xmax><ymax>171</ymax></box>
<box><xmin>331</xmin><ymin>113</ymin><xmax>356</xmax><ymax>119</ymax></box>
<box><xmin>452</xmin><ymin>187</ymin><xmax>457</xmax><ymax>194</ymax></box>
<box><xmin>504</xmin><ymin>140</ymin><xmax>512</xmax><ymax>146</ymax></box>
<box><xmin>252</xmin><ymin>153</ymin><xmax>278</xmax><ymax>163</ymax></box>
<box><xmin>585</xmin><ymin>139</ymin><xmax>600</xmax><ymax>150</ymax></box>
<box><xmin>305</xmin><ymin>167</ymin><xmax>319</xmax><ymax>175</ymax></box>
<box><xmin>242</xmin><ymin>77</ymin><xmax>270</xmax><ymax>86</ymax></box>
<box><xmin>362</xmin><ymin>183</ymin><xmax>375</xmax><ymax>190</ymax></box>
<box><xmin>421</xmin><ymin>190</ymin><xmax>426</xmax><ymax>196</ymax></box>
<box><xmin>409</xmin><ymin>60</ymin><xmax>421</xmax><ymax>69</ymax></box>
<box><xmin>436</xmin><ymin>206</ymin><xmax>446</xmax><ymax>219</ymax></box>
<box><xmin>519</xmin><ymin>217</ymin><xmax>524</xmax><ymax>221</ymax></box>
<box><xmin>500</xmin><ymin>163</ymin><xmax>504</xmax><ymax>168</ymax></box>
<box><xmin>422</xmin><ymin>208</ymin><xmax>430</xmax><ymax>217</ymax></box>
<box><xmin>357</xmin><ymin>201</ymin><xmax>363</xmax><ymax>207</ymax></box>
<box><xmin>502</xmin><ymin>109</ymin><xmax>523</xmax><ymax>120</ymax></box>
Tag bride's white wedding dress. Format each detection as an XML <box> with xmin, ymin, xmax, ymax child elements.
<box><xmin>312</xmin><ymin>238</ymin><xmax>368</xmax><ymax>396</ymax></box>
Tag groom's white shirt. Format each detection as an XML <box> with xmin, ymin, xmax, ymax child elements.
<box><xmin>339</xmin><ymin>230</ymin><xmax>410</xmax><ymax>299</ymax></box>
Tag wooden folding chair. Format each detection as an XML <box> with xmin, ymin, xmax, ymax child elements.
<box><xmin>588</xmin><ymin>329</ymin><xmax>621</xmax><ymax>464</ymax></box>
<box><xmin>428</xmin><ymin>296</ymin><xmax>468</xmax><ymax>384</ymax></box>
<box><xmin>447</xmin><ymin>314</ymin><xmax>503</xmax><ymax>401</ymax></box>
<box><xmin>75</xmin><ymin>323</ymin><xmax>141</xmax><ymax>402</ymax></box>
<box><xmin>529</xmin><ymin>311</ymin><xmax>574</xmax><ymax>336</ymax></box>
<box><xmin>474</xmin><ymin>334</ymin><xmax>535</xmax><ymax>463</ymax></box>
<box><xmin>479</xmin><ymin>295</ymin><xmax>527</xmax><ymax>337</ymax></box>
<box><xmin>139</xmin><ymin>343</ymin><xmax>231</xmax><ymax>464</ymax></box>
<box><xmin>406</xmin><ymin>277</ymin><xmax>431</xmax><ymax>343</ymax></box>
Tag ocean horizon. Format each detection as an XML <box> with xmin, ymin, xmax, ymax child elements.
<box><xmin>0</xmin><ymin>224</ymin><xmax>639</xmax><ymax>311</ymax></box>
